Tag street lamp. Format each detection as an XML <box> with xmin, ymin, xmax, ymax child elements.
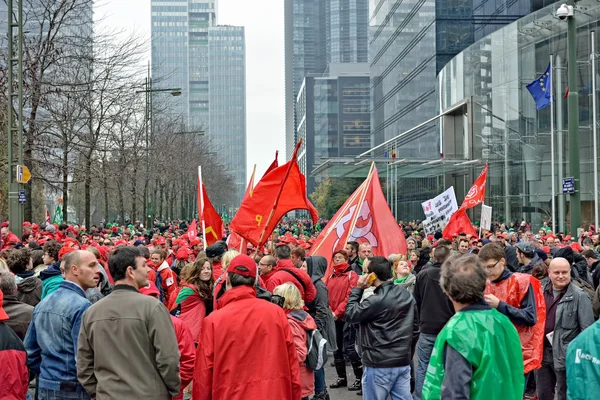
<box><xmin>557</xmin><ymin>2</ymin><xmax>581</xmax><ymax>235</ymax></box>
<box><xmin>135</xmin><ymin>63</ymin><xmax>182</xmax><ymax>230</ymax></box>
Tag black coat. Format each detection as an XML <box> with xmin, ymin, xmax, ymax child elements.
<box><xmin>345</xmin><ymin>281</ymin><xmax>419</xmax><ymax>368</ymax></box>
<box><xmin>305</xmin><ymin>256</ymin><xmax>337</xmax><ymax>352</ymax></box>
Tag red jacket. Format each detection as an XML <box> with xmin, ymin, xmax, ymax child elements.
<box><xmin>326</xmin><ymin>263</ymin><xmax>358</xmax><ymax>320</ymax></box>
<box><xmin>193</xmin><ymin>285</ymin><xmax>302</xmax><ymax>400</ymax></box>
<box><xmin>157</xmin><ymin>261</ymin><xmax>179</xmax><ymax>305</ymax></box>
<box><xmin>286</xmin><ymin>310</ymin><xmax>317</xmax><ymax>398</ymax></box>
<box><xmin>0</xmin><ymin>323</ymin><xmax>29</xmax><ymax>400</ymax></box>
<box><xmin>212</xmin><ymin>261</ymin><xmax>223</xmax><ymax>282</ymax></box>
<box><xmin>265</xmin><ymin>260</ymin><xmax>317</xmax><ymax>303</ymax></box>
<box><xmin>171</xmin><ymin>316</ymin><xmax>195</xmax><ymax>400</ymax></box>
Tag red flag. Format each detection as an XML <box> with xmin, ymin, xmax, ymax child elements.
<box><xmin>263</xmin><ymin>150</ymin><xmax>279</xmax><ymax>178</ymax></box>
<box><xmin>187</xmin><ymin>219</ymin><xmax>197</xmax><ymax>241</ymax></box>
<box><xmin>198</xmin><ymin>179</ymin><xmax>224</xmax><ymax>247</ymax></box>
<box><xmin>564</xmin><ymin>87</ymin><xmax>569</xmax><ymax>99</ymax></box>
<box><xmin>310</xmin><ymin>166</ymin><xmax>407</xmax><ymax>281</ymax></box>
<box><xmin>229</xmin><ymin>143</ymin><xmax>318</xmax><ymax>247</ymax></box>
<box><xmin>45</xmin><ymin>209</ymin><xmax>51</xmax><ymax>225</ymax></box>
<box><xmin>442</xmin><ymin>209</ymin><xmax>478</xmax><ymax>239</ymax></box>
<box><xmin>459</xmin><ymin>164</ymin><xmax>488</xmax><ymax>211</ymax></box>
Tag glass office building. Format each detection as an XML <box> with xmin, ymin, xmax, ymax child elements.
<box><xmin>208</xmin><ymin>26</ymin><xmax>247</xmax><ymax>205</ymax></box>
<box><xmin>328</xmin><ymin>0</ymin><xmax>369</xmax><ymax>64</ymax></box>
<box><xmin>151</xmin><ymin>1</ymin><xmax>247</xmax><ymax>207</ymax></box>
<box><xmin>297</xmin><ymin>64</ymin><xmax>371</xmax><ymax>194</ymax></box>
<box><xmin>369</xmin><ymin>0</ymin><xmax>558</xmax><ymax>149</ymax></box>
<box><xmin>438</xmin><ymin>0</ymin><xmax>600</xmax><ymax>231</ymax></box>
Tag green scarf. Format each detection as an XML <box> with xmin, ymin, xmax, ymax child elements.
<box><xmin>394</xmin><ymin>275</ymin><xmax>409</xmax><ymax>285</ymax></box>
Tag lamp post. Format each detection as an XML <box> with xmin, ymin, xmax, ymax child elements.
<box><xmin>563</xmin><ymin>1</ymin><xmax>581</xmax><ymax>235</ymax></box>
<box><xmin>135</xmin><ymin>63</ymin><xmax>181</xmax><ymax>231</ymax></box>
<box><xmin>7</xmin><ymin>0</ymin><xmax>24</xmax><ymax>237</ymax></box>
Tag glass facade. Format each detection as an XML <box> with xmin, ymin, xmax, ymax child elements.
<box><xmin>438</xmin><ymin>0</ymin><xmax>600</xmax><ymax>231</ymax></box>
<box><xmin>151</xmin><ymin>1</ymin><xmax>247</xmax><ymax>207</ymax></box>
<box><xmin>297</xmin><ymin>73</ymin><xmax>371</xmax><ymax>193</ymax></box>
<box><xmin>208</xmin><ymin>26</ymin><xmax>247</xmax><ymax>206</ymax></box>
<box><xmin>369</xmin><ymin>0</ymin><xmax>556</xmax><ymax>150</ymax></box>
<box><xmin>328</xmin><ymin>0</ymin><xmax>369</xmax><ymax>64</ymax></box>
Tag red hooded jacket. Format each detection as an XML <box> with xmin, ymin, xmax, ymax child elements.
<box><xmin>265</xmin><ymin>260</ymin><xmax>317</xmax><ymax>303</ymax></box>
<box><xmin>326</xmin><ymin>263</ymin><xmax>358</xmax><ymax>320</ymax></box>
<box><xmin>171</xmin><ymin>316</ymin><xmax>195</xmax><ymax>400</ymax></box>
<box><xmin>286</xmin><ymin>310</ymin><xmax>317</xmax><ymax>398</ymax></box>
<box><xmin>193</xmin><ymin>285</ymin><xmax>302</xmax><ymax>400</ymax></box>
<box><xmin>0</xmin><ymin>322</ymin><xmax>29</xmax><ymax>400</ymax></box>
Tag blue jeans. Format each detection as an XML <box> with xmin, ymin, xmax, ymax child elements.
<box><xmin>38</xmin><ymin>388</ymin><xmax>90</xmax><ymax>400</ymax></box>
<box><xmin>314</xmin><ymin>366</ymin><xmax>325</xmax><ymax>393</ymax></box>
<box><xmin>362</xmin><ymin>365</ymin><xmax>412</xmax><ymax>400</ymax></box>
<box><xmin>413</xmin><ymin>333</ymin><xmax>437</xmax><ymax>400</ymax></box>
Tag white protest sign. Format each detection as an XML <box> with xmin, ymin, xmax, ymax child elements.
<box><xmin>421</xmin><ymin>187</ymin><xmax>459</xmax><ymax>233</ymax></box>
<box><xmin>480</xmin><ymin>204</ymin><xmax>492</xmax><ymax>231</ymax></box>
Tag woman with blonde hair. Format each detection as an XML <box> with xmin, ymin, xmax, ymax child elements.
<box><xmin>274</xmin><ymin>283</ymin><xmax>318</xmax><ymax>400</ymax></box>
<box><xmin>172</xmin><ymin>257</ymin><xmax>214</xmax><ymax>341</ymax></box>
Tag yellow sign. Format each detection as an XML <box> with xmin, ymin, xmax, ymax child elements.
<box><xmin>16</xmin><ymin>165</ymin><xmax>31</xmax><ymax>183</ymax></box>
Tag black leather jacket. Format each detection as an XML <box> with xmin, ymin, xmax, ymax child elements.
<box><xmin>345</xmin><ymin>280</ymin><xmax>419</xmax><ymax>368</ymax></box>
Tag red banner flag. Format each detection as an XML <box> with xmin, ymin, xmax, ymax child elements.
<box><xmin>229</xmin><ymin>143</ymin><xmax>318</xmax><ymax>247</ymax></box>
<box><xmin>459</xmin><ymin>164</ymin><xmax>488</xmax><ymax>211</ymax></box>
<box><xmin>263</xmin><ymin>150</ymin><xmax>279</xmax><ymax>178</ymax></box>
<box><xmin>442</xmin><ymin>209</ymin><xmax>478</xmax><ymax>239</ymax></box>
<box><xmin>198</xmin><ymin>179</ymin><xmax>224</xmax><ymax>247</ymax></box>
<box><xmin>310</xmin><ymin>166</ymin><xmax>407</xmax><ymax>281</ymax></box>
<box><xmin>187</xmin><ymin>219</ymin><xmax>197</xmax><ymax>241</ymax></box>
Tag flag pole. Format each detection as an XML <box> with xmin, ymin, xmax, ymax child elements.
<box><xmin>198</xmin><ymin>166</ymin><xmax>207</xmax><ymax>247</ymax></box>
<box><xmin>255</xmin><ymin>140</ymin><xmax>303</xmax><ymax>248</ymax></box>
<box><xmin>550</xmin><ymin>54</ymin><xmax>557</xmax><ymax>233</ymax></box>
<box><xmin>342</xmin><ymin>162</ymin><xmax>376</xmax><ymax>252</ymax></box>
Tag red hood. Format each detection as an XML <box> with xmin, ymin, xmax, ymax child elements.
<box><xmin>275</xmin><ymin>259</ymin><xmax>295</xmax><ymax>271</ymax></box>
<box><xmin>216</xmin><ymin>285</ymin><xmax>257</xmax><ymax>309</ymax></box>
<box><xmin>286</xmin><ymin>309</ymin><xmax>317</xmax><ymax>331</ymax></box>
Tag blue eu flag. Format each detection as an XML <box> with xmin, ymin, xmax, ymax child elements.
<box><xmin>526</xmin><ymin>64</ymin><xmax>552</xmax><ymax>110</ymax></box>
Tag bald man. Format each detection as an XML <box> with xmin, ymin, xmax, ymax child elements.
<box><xmin>536</xmin><ymin>257</ymin><xmax>594</xmax><ymax>400</ymax></box>
<box><xmin>24</xmin><ymin>250</ymin><xmax>99</xmax><ymax>399</ymax></box>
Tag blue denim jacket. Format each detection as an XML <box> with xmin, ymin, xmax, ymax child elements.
<box><xmin>24</xmin><ymin>280</ymin><xmax>91</xmax><ymax>390</ymax></box>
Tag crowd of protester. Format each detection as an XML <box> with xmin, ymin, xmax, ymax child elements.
<box><xmin>0</xmin><ymin>218</ymin><xmax>599</xmax><ymax>399</ymax></box>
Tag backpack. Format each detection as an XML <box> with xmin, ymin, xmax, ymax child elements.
<box><xmin>290</xmin><ymin>310</ymin><xmax>328</xmax><ymax>370</ymax></box>
<box><xmin>305</xmin><ymin>327</ymin><xmax>328</xmax><ymax>370</ymax></box>
<box><xmin>572</xmin><ymin>276</ymin><xmax>595</xmax><ymax>301</ymax></box>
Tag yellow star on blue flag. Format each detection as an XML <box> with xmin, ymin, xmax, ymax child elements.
<box><xmin>526</xmin><ymin>63</ymin><xmax>552</xmax><ymax>110</ymax></box>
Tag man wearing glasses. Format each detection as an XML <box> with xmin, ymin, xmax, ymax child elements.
<box><xmin>478</xmin><ymin>243</ymin><xmax>546</xmax><ymax>394</ymax></box>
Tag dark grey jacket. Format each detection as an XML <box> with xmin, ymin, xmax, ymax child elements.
<box><xmin>345</xmin><ymin>281</ymin><xmax>419</xmax><ymax>368</ymax></box>
<box><xmin>305</xmin><ymin>256</ymin><xmax>337</xmax><ymax>352</ymax></box>
<box><xmin>542</xmin><ymin>280</ymin><xmax>594</xmax><ymax>371</ymax></box>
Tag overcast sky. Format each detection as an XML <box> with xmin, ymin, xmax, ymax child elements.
<box><xmin>95</xmin><ymin>0</ymin><xmax>285</xmax><ymax>183</ymax></box>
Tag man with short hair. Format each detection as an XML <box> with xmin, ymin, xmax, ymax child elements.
<box><xmin>412</xmin><ymin>244</ymin><xmax>454</xmax><ymax>400</ymax></box>
<box><xmin>77</xmin><ymin>246</ymin><xmax>180</xmax><ymax>399</ymax></box>
<box><xmin>258</xmin><ymin>255</ymin><xmax>277</xmax><ymax>280</ymax></box>
<box><xmin>25</xmin><ymin>250</ymin><xmax>99</xmax><ymax>399</ymax></box>
<box><xmin>478</xmin><ymin>243</ymin><xmax>545</xmax><ymax>385</ymax></box>
<box><xmin>193</xmin><ymin>254</ymin><xmax>302</xmax><ymax>399</ymax></box>
<box><xmin>582</xmin><ymin>249</ymin><xmax>600</xmax><ymax>289</ymax></box>
<box><xmin>346</xmin><ymin>256</ymin><xmax>419</xmax><ymax>399</ymax></box>
<box><xmin>421</xmin><ymin>255</ymin><xmax>524</xmax><ymax>399</ymax></box>
<box><xmin>0</xmin><ymin>270</ymin><xmax>33</xmax><ymax>340</ymax></box>
<box><xmin>358</xmin><ymin>243</ymin><xmax>373</xmax><ymax>272</ymax></box>
<box><xmin>457</xmin><ymin>238</ymin><xmax>470</xmax><ymax>255</ymax></box>
<box><xmin>515</xmin><ymin>242</ymin><xmax>541</xmax><ymax>274</ymax></box>
<box><xmin>6</xmin><ymin>247</ymin><xmax>42</xmax><ymax>307</ymax></box>
<box><xmin>345</xmin><ymin>241</ymin><xmax>361</xmax><ymax>275</ymax></box>
<box><xmin>265</xmin><ymin>244</ymin><xmax>316</xmax><ymax>303</ymax></box>
<box><xmin>536</xmin><ymin>257</ymin><xmax>594</xmax><ymax>400</ymax></box>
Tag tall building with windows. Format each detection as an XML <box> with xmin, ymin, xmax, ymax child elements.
<box><xmin>151</xmin><ymin>0</ymin><xmax>246</xmax><ymax>207</ymax></box>
<box><xmin>327</xmin><ymin>0</ymin><xmax>369</xmax><ymax>64</ymax></box>
<box><xmin>370</xmin><ymin>0</ymin><xmax>558</xmax><ymax>152</ymax></box>
<box><xmin>297</xmin><ymin>64</ymin><xmax>370</xmax><ymax>193</ymax></box>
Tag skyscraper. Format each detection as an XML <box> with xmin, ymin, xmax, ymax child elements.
<box><xmin>151</xmin><ymin>0</ymin><xmax>246</xmax><ymax>207</ymax></box>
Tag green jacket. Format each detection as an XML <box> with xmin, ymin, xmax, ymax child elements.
<box><xmin>422</xmin><ymin>308</ymin><xmax>524</xmax><ymax>400</ymax></box>
<box><xmin>566</xmin><ymin>319</ymin><xmax>600</xmax><ymax>399</ymax></box>
<box><xmin>41</xmin><ymin>275</ymin><xmax>64</xmax><ymax>299</ymax></box>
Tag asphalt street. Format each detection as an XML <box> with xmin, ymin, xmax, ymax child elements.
<box><xmin>324</xmin><ymin>361</ymin><xmax>365</xmax><ymax>400</ymax></box>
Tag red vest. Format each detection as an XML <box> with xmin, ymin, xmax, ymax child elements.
<box><xmin>485</xmin><ymin>272</ymin><xmax>546</xmax><ymax>373</ymax></box>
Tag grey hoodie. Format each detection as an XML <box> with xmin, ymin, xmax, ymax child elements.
<box><xmin>305</xmin><ymin>256</ymin><xmax>337</xmax><ymax>352</ymax></box>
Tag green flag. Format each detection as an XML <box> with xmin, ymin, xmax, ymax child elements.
<box><xmin>52</xmin><ymin>204</ymin><xmax>63</xmax><ymax>224</ymax></box>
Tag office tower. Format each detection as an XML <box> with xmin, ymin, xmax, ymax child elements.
<box><xmin>151</xmin><ymin>1</ymin><xmax>246</xmax><ymax>208</ymax></box>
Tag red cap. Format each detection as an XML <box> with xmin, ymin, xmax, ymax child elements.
<box><xmin>58</xmin><ymin>246</ymin><xmax>75</xmax><ymax>261</ymax></box>
<box><xmin>114</xmin><ymin>240</ymin><xmax>127</xmax><ymax>247</ymax></box>
<box><xmin>156</xmin><ymin>237</ymin><xmax>166</xmax><ymax>245</ymax></box>
<box><xmin>0</xmin><ymin>291</ymin><xmax>9</xmax><ymax>321</ymax></box>
<box><xmin>542</xmin><ymin>246</ymin><xmax>551</xmax><ymax>253</ymax></box>
<box><xmin>32</xmin><ymin>223</ymin><xmax>39</xmax><ymax>230</ymax></box>
<box><xmin>570</xmin><ymin>242</ymin><xmax>583</xmax><ymax>252</ymax></box>
<box><xmin>226</xmin><ymin>255</ymin><xmax>257</xmax><ymax>278</ymax></box>
<box><xmin>564</xmin><ymin>235</ymin><xmax>572</xmax><ymax>242</ymax></box>
<box><xmin>23</xmin><ymin>221</ymin><xmax>31</xmax><ymax>227</ymax></box>
<box><xmin>111</xmin><ymin>226</ymin><xmax>118</xmax><ymax>233</ymax></box>
<box><xmin>139</xmin><ymin>281</ymin><xmax>160</xmax><ymax>298</ymax></box>
<box><xmin>497</xmin><ymin>234</ymin><xmax>505</xmax><ymax>239</ymax></box>
<box><xmin>176</xmin><ymin>247</ymin><xmax>192</xmax><ymax>261</ymax></box>
<box><xmin>190</xmin><ymin>237</ymin><xmax>201</xmax><ymax>246</ymax></box>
